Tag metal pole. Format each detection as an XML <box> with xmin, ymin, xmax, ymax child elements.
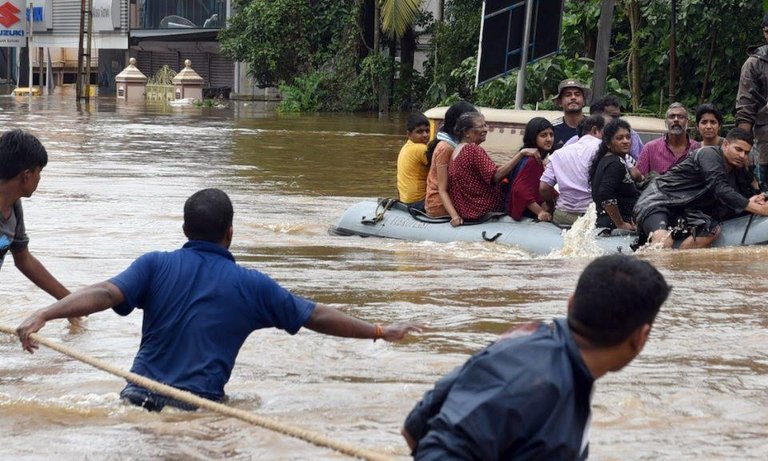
<box><xmin>27</xmin><ymin>2</ymin><xmax>32</xmax><ymax>105</ymax></box>
<box><xmin>514</xmin><ymin>0</ymin><xmax>533</xmax><ymax>110</ymax></box>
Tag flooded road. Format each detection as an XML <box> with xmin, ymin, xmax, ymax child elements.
<box><xmin>0</xmin><ymin>93</ymin><xmax>767</xmax><ymax>460</ymax></box>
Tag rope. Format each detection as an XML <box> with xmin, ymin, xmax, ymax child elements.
<box><xmin>0</xmin><ymin>324</ymin><xmax>394</xmax><ymax>461</ymax></box>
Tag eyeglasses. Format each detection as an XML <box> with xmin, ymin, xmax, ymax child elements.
<box><xmin>667</xmin><ymin>114</ymin><xmax>688</xmax><ymax>120</ymax></box>
<box><xmin>471</xmin><ymin>124</ymin><xmax>488</xmax><ymax>131</ymax></box>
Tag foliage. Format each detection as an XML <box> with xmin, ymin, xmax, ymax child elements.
<box><xmin>277</xmin><ymin>71</ymin><xmax>327</xmax><ymax>113</ymax></box>
<box><xmin>422</xmin><ymin>0</ymin><xmax>483</xmax><ymax>102</ymax></box>
<box><xmin>381</xmin><ymin>0</ymin><xmax>422</xmax><ymax>39</ymax></box>
<box><xmin>220</xmin><ymin>0</ymin><xmax>354</xmax><ymax>86</ymax></box>
<box><xmin>223</xmin><ymin>0</ymin><xmax>766</xmax><ymax>114</ymax></box>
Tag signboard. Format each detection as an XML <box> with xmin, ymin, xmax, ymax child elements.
<box><xmin>93</xmin><ymin>0</ymin><xmax>120</xmax><ymax>31</ymax></box>
<box><xmin>476</xmin><ymin>0</ymin><xmax>564</xmax><ymax>85</ymax></box>
<box><xmin>0</xmin><ymin>0</ymin><xmax>26</xmax><ymax>47</ymax></box>
<box><xmin>27</xmin><ymin>0</ymin><xmax>52</xmax><ymax>33</ymax></box>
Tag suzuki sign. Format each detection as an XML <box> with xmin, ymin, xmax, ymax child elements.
<box><xmin>0</xmin><ymin>0</ymin><xmax>24</xmax><ymax>47</ymax></box>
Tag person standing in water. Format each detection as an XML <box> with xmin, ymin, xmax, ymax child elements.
<box><xmin>0</xmin><ymin>129</ymin><xmax>77</xmax><ymax>325</ymax></box>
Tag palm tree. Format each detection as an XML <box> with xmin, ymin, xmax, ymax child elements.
<box><xmin>380</xmin><ymin>0</ymin><xmax>422</xmax><ymax>40</ymax></box>
<box><xmin>375</xmin><ymin>0</ymin><xmax>422</xmax><ymax>110</ymax></box>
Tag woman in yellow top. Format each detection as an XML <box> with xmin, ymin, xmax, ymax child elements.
<box><xmin>397</xmin><ymin>113</ymin><xmax>431</xmax><ymax>210</ymax></box>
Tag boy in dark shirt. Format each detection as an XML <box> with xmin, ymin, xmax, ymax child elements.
<box><xmin>402</xmin><ymin>254</ymin><xmax>670</xmax><ymax>460</ymax></box>
<box><xmin>0</xmin><ymin>129</ymin><xmax>76</xmax><ymax>325</ymax></box>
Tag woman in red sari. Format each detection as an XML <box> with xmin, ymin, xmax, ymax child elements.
<box><xmin>448</xmin><ymin>113</ymin><xmax>540</xmax><ymax>221</ymax></box>
<box><xmin>506</xmin><ymin>117</ymin><xmax>554</xmax><ymax>221</ymax></box>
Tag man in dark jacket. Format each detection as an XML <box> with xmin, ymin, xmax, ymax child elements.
<box><xmin>401</xmin><ymin>254</ymin><xmax>671</xmax><ymax>461</ymax></box>
<box><xmin>634</xmin><ymin>128</ymin><xmax>768</xmax><ymax>249</ymax></box>
<box><xmin>736</xmin><ymin>14</ymin><xmax>768</xmax><ymax>189</ymax></box>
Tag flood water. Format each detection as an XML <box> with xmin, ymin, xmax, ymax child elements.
<box><xmin>0</xmin><ymin>92</ymin><xmax>767</xmax><ymax>460</ymax></box>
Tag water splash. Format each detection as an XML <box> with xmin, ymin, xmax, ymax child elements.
<box><xmin>545</xmin><ymin>203</ymin><xmax>605</xmax><ymax>259</ymax></box>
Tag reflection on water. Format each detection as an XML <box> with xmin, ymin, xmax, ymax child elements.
<box><xmin>0</xmin><ymin>94</ymin><xmax>766</xmax><ymax>460</ymax></box>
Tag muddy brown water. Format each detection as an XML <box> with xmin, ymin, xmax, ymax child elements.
<box><xmin>0</xmin><ymin>93</ymin><xmax>766</xmax><ymax>460</ymax></box>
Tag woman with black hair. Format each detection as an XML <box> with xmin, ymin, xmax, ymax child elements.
<box><xmin>695</xmin><ymin>103</ymin><xmax>724</xmax><ymax>147</ymax></box>
<box><xmin>506</xmin><ymin>117</ymin><xmax>553</xmax><ymax>221</ymax></box>
<box><xmin>589</xmin><ymin>118</ymin><xmax>640</xmax><ymax>231</ymax></box>
<box><xmin>424</xmin><ymin>101</ymin><xmax>477</xmax><ymax>225</ymax></box>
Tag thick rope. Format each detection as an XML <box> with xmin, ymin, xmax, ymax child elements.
<box><xmin>0</xmin><ymin>324</ymin><xmax>394</xmax><ymax>461</ymax></box>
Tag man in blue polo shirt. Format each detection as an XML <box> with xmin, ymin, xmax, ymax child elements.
<box><xmin>16</xmin><ymin>188</ymin><xmax>423</xmax><ymax>411</ymax></box>
<box><xmin>401</xmin><ymin>254</ymin><xmax>670</xmax><ymax>460</ymax></box>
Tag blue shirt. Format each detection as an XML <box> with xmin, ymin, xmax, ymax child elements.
<box><xmin>110</xmin><ymin>240</ymin><xmax>316</xmax><ymax>400</ymax></box>
<box><xmin>404</xmin><ymin>318</ymin><xmax>594</xmax><ymax>461</ymax></box>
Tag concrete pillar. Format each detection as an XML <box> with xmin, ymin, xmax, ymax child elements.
<box><xmin>115</xmin><ymin>58</ymin><xmax>147</xmax><ymax>103</ymax></box>
<box><xmin>172</xmin><ymin>59</ymin><xmax>204</xmax><ymax>100</ymax></box>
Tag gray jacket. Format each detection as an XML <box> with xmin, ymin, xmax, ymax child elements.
<box><xmin>634</xmin><ymin>147</ymin><xmax>754</xmax><ymax>227</ymax></box>
<box><xmin>736</xmin><ymin>45</ymin><xmax>768</xmax><ymax>128</ymax></box>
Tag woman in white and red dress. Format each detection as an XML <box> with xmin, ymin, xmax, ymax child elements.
<box><xmin>448</xmin><ymin>112</ymin><xmax>541</xmax><ymax>221</ymax></box>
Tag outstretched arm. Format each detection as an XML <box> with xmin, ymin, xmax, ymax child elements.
<box><xmin>303</xmin><ymin>304</ymin><xmax>424</xmax><ymax>342</ymax></box>
<box><xmin>16</xmin><ymin>281</ymin><xmax>124</xmax><ymax>353</ymax></box>
<box><xmin>12</xmin><ymin>247</ymin><xmax>80</xmax><ymax>326</ymax></box>
<box><xmin>12</xmin><ymin>247</ymin><xmax>70</xmax><ymax>300</ymax></box>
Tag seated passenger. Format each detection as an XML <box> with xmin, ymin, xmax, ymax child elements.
<box><xmin>448</xmin><ymin>112</ymin><xmax>537</xmax><ymax>221</ymax></box>
<box><xmin>539</xmin><ymin>114</ymin><xmax>607</xmax><ymax>226</ymax></box>
<box><xmin>589</xmin><ymin>119</ymin><xmax>640</xmax><ymax>231</ymax></box>
<box><xmin>564</xmin><ymin>95</ymin><xmax>644</xmax><ymax>162</ymax></box>
<box><xmin>634</xmin><ymin>128</ymin><xmax>768</xmax><ymax>249</ymax></box>
<box><xmin>424</xmin><ymin>101</ymin><xmax>477</xmax><ymax>225</ymax></box>
<box><xmin>397</xmin><ymin>113</ymin><xmax>431</xmax><ymax>210</ymax></box>
<box><xmin>551</xmin><ymin>78</ymin><xmax>590</xmax><ymax>151</ymax></box>
<box><xmin>636</xmin><ymin>102</ymin><xmax>700</xmax><ymax>176</ymax></box>
<box><xmin>695</xmin><ymin>103</ymin><xmax>723</xmax><ymax>147</ymax></box>
<box><xmin>506</xmin><ymin>117</ymin><xmax>553</xmax><ymax>221</ymax></box>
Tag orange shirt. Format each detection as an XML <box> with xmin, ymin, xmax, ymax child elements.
<box><xmin>425</xmin><ymin>141</ymin><xmax>454</xmax><ymax>217</ymax></box>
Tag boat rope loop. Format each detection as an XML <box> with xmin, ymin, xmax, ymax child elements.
<box><xmin>361</xmin><ymin>198</ymin><xmax>397</xmax><ymax>225</ymax></box>
<box><xmin>0</xmin><ymin>324</ymin><xmax>394</xmax><ymax>461</ymax></box>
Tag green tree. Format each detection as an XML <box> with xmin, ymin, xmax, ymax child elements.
<box><xmin>220</xmin><ymin>0</ymin><xmax>355</xmax><ymax>87</ymax></box>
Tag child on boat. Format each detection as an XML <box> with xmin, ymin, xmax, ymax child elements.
<box><xmin>397</xmin><ymin>113</ymin><xmax>431</xmax><ymax>211</ymax></box>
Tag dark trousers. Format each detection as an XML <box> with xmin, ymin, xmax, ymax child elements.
<box><xmin>120</xmin><ymin>383</ymin><xmax>203</xmax><ymax>412</ymax></box>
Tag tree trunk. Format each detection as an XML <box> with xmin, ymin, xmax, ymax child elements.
<box><xmin>592</xmin><ymin>0</ymin><xmax>615</xmax><ymax>102</ymax></box>
<box><xmin>669</xmin><ymin>0</ymin><xmax>677</xmax><ymax>103</ymax></box>
<box><xmin>699</xmin><ymin>31</ymin><xmax>717</xmax><ymax>104</ymax></box>
<box><xmin>626</xmin><ymin>0</ymin><xmax>641</xmax><ymax>111</ymax></box>
<box><xmin>373</xmin><ymin>0</ymin><xmax>380</xmax><ymax>54</ymax></box>
<box><xmin>400</xmin><ymin>27</ymin><xmax>416</xmax><ymax>110</ymax></box>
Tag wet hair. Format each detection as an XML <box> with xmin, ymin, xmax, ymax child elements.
<box><xmin>589</xmin><ymin>118</ymin><xmax>632</xmax><ymax>184</ymax></box>
<box><xmin>406</xmin><ymin>112</ymin><xmax>429</xmax><ymax>132</ymax></box>
<box><xmin>0</xmin><ymin>129</ymin><xmax>48</xmax><ymax>180</ymax></box>
<box><xmin>522</xmin><ymin>117</ymin><xmax>554</xmax><ymax>158</ymax></box>
<box><xmin>568</xmin><ymin>254</ymin><xmax>670</xmax><ymax>347</ymax></box>
<box><xmin>694</xmin><ymin>103</ymin><xmax>723</xmax><ymax>126</ymax></box>
<box><xmin>454</xmin><ymin>112</ymin><xmax>484</xmax><ymax>142</ymax></box>
<box><xmin>426</xmin><ymin>101</ymin><xmax>476</xmax><ymax>166</ymax></box>
<box><xmin>725</xmin><ymin>127</ymin><xmax>754</xmax><ymax>146</ymax></box>
<box><xmin>183</xmin><ymin>188</ymin><xmax>234</xmax><ymax>242</ymax></box>
<box><xmin>589</xmin><ymin>95</ymin><xmax>621</xmax><ymax>115</ymax></box>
